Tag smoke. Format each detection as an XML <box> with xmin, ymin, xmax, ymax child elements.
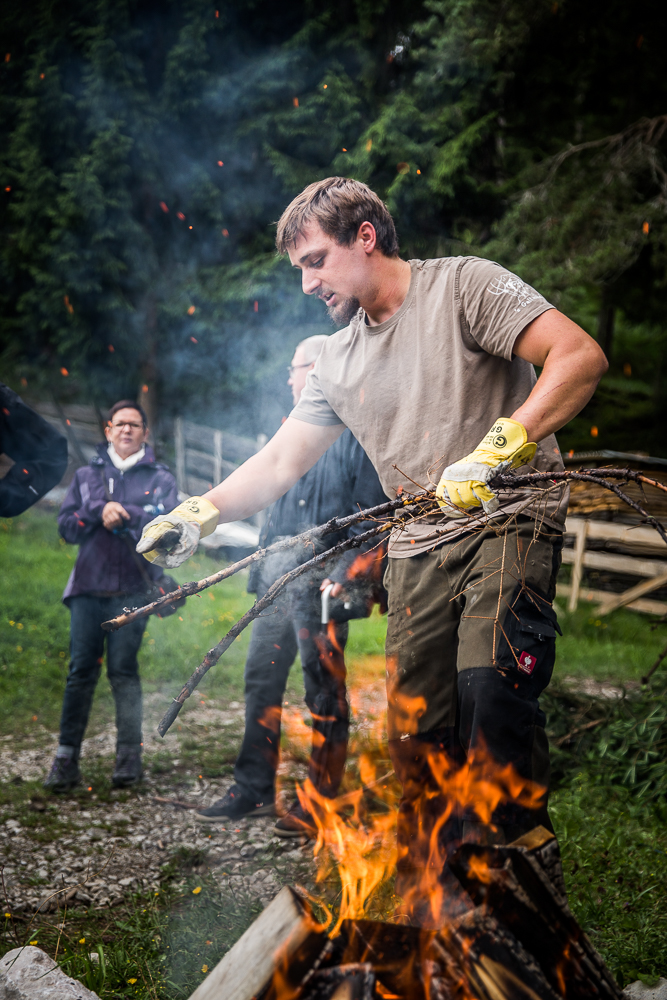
<box><xmin>2</xmin><ymin>2</ymin><xmax>375</xmax><ymax>442</ymax></box>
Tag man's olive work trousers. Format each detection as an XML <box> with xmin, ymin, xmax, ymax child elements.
<box><xmin>385</xmin><ymin>518</ymin><xmax>563</xmax><ymax>896</ymax></box>
<box><xmin>234</xmin><ymin>569</ymin><xmax>349</xmax><ymax>808</ymax></box>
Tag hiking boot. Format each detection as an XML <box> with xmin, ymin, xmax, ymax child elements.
<box><xmin>196</xmin><ymin>785</ymin><xmax>274</xmax><ymax>822</ymax></box>
<box><xmin>274</xmin><ymin>801</ymin><xmax>317</xmax><ymax>839</ymax></box>
<box><xmin>112</xmin><ymin>746</ymin><xmax>143</xmax><ymax>787</ymax></box>
<box><xmin>44</xmin><ymin>754</ymin><xmax>81</xmax><ymax>793</ymax></box>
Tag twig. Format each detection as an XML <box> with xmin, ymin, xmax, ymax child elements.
<box><xmin>102</xmin><ymin>496</ymin><xmax>420</xmax><ymax>631</ymax></box>
<box><xmin>104</xmin><ymin>468</ymin><xmax>667</xmax><ymax>634</ymax></box>
<box><xmin>554</xmin><ymin>717</ymin><xmax>605</xmax><ymax>747</ymax></box>
<box><xmin>137</xmin><ymin>466</ymin><xmax>667</xmax><ymax>737</ymax></box>
<box><xmin>642</xmin><ymin>642</ymin><xmax>667</xmax><ymax>685</ymax></box>
<box><xmin>151</xmin><ymin>796</ymin><xmax>199</xmax><ymax>810</ymax></box>
<box><xmin>157</xmin><ymin>521</ymin><xmax>393</xmax><ymax>736</ymax></box>
<box><xmin>490</xmin><ymin>468</ymin><xmax>667</xmax><ymax>544</ymax></box>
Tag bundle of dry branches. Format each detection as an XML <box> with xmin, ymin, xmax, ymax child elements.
<box><xmin>101</xmin><ymin>467</ymin><xmax>667</xmax><ymax>737</ymax></box>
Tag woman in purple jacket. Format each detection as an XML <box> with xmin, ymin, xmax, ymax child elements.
<box><xmin>44</xmin><ymin>400</ymin><xmax>178</xmax><ymax>792</ymax></box>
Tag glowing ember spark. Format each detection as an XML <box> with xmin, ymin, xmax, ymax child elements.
<box><xmin>160</xmin><ymin>201</ymin><xmax>169</xmax><ymax>212</ymax></box>
<box><xmin>4</xmin><ymin>54</ymin><xmax>10</xmax><ymax>63</ymax></box>
<box><xmin>254</xmin><ymin>300</ymin><xmax>259</xmax><ymax>312</ymax></box>
<box><xmin>222</xmin><ymin>228</ymin><xmax>229</xmax><ymax>237</ymax></box>
<box><xmin>108</xmin><ymin>344</ymin><xmax>114</xmax><ymax>352</ymax></box>
<box><xmin>190</xmin><ymin>336</ymin><xmax>198</xmax><ymax>343</ymax></box>
<box><xmin>63</xmin><ymin>295</ymin><xmax>73</xmax><ymax>314</ymax></box>
<box><xmin>188</xmin><ymin>305</ymin><xmax>196</xmax><ymax>315</ymax></box>
<box><xmin>217</xmin><ymin>160</ymin><xmax>223</xmax><ymax>166</ymax></box>
<box><xmin>590</xmin><ymin>426</ymin><xmax>599</xmax><ymax>437</ymax></box>
<box><xmin>643</xmin><ymin>221</ymin><xmax>650</xmax><ymax>234</ymax></box>
<box><xmin>293</xmin><ymin>97</ymin><xmax>299</xmax><ymax>107</ymax></box>
<box><xmin>141</xmin><ymin>384</ymin><xmax>148</xmax><ymax>393</ymax></box>
<box><xmin>177</xmin><ymin>211</ymin><xmax>185</xmax><ymax>220</ymax></box>
<box><xmin>60</xmin><ymin>368</ymin><xmax>68</xmax><ymax>376</ymax></box>
<box><xmin>366</xmin><ymin>139</ymin><xmax>372</xmax><ymax>151</ymax></box>
<box><xmin>4</xmin><ymin>186</ymin><xmax>10</xmax><ymax>192</ymax></box>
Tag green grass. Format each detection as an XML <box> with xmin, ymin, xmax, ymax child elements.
<box><xmin>0</xmin><ymin>508</ymin><xmax>389</xmax><ymax>737</ymax></box>
<box><xmin>551</xmin><ymin>777</ymin><xmax>667</xmax><ymax>988</ymax></box>
<box><xmin>552</xmin><ymin>599</ymin><xmax>666</xmax><ymax>685</ymax></box>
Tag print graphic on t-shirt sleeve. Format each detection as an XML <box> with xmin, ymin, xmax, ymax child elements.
<box><xmin>487</xmin><ymin>273</ymin><xmax>544</xmax><ymax>313</ymax></box>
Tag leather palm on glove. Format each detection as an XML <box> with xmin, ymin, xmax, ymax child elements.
<box><xmin>136</xmin><ymin>496</ymin><xmax>219</xmax><ymax>568</ymax></box>
<box><xmin>436</xmin><ymin>418</ymin><xmax>537</xmax><ymax>516</ymax></box>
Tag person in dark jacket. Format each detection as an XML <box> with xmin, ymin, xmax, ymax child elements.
<box><xmin>0</xmin><ymin>383</ymin><xmax>68</xmax><ymax>517</ymax></box>
<box><xmin>196</xmin><ymin>336</ymin><xmax>386</xmax><ymax>836</ymax></box>
<box><xmin>44</xmin><ymin>400</ymin><xmax>178</xmax><ymax>792</ymax></box>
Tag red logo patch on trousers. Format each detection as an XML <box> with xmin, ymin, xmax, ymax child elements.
<box><xmin>518</xmin><ymin>650</ymin><xmax>536</xmax><ymax>675</ymax></box>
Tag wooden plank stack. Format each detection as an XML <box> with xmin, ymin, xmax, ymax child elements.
<box><xmin>560</xmin><ymin>451</ymin><xmax>667</xmax><ymax>615</ymax></box>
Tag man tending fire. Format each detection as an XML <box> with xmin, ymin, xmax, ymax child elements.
<box><xmin>137</xmin><ymin>177</ymin><xmax>607</xmax><ymax>920</ymax></box>
<box><xmin>195</xmin><ymin>335</ymin><xmax>386</xmax><ymax>836</ymax></box>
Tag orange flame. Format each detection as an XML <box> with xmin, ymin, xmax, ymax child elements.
<box><xmin>346</xmin><ymin>547</ymin><xmax>383</xmax><ymax>581</ymax></box>
<box><xmin>289</xmin><ymin>687</ymin><xmax>544</xmax><ymax>935</ymax></box>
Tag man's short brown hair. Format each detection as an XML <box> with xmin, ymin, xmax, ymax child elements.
<box><xmin>276</xmin><ymin>177</ymin><xmax>399</xmax><ymax>258</ymax></box>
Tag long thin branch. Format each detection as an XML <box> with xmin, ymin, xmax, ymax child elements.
<box><xmin>490</xmin><ymin>467</ymin><xmax>667</xmax><ymax>544</ymax></box>
<box><xmin>102</xmin><ymin>495</ymin><xmax>422</xmax><ymax>632</ymax></box>
<box><xmin>130</xmin><ymin>464</ymin><xmax>666</xmax><ymax>738</ymax></box>
<box><xmin>156</xmin><ymin>521</ymin><xmax>393</xmax><ymax>736</ymax></box>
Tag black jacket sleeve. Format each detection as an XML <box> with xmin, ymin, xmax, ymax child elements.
<box><xmin>0</xmin><ymin>384</ymin><xmax>69</xmax><ymax>517</ymax></box>
<box><xmin>327</xmin><ymin>435</ymin><xmax>388</xmax><ymax>586</ymax></box>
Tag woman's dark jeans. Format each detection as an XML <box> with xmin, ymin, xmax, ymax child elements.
<box><xmin>59</xmin><ymin>594</ymin><xmax>147</xmax><ymax>751</ymax></box>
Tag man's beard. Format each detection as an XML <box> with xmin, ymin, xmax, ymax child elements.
<box><xmin>324</xmin><ymin>294</ymin><xmax>360</xmax><ymax>327</ymax></box>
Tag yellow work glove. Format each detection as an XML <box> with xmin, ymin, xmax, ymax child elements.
<box><xmin>136</xmin><ymin>496</ymin><xmax>219</xmax><ymax>568</ymax></box>
<box><xmin>436</xmin><ymin>418</ymin><xmax>537</xmax><ymax>516</ymax></box>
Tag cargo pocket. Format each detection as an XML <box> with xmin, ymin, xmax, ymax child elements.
<box><xmin>496</xmin><ymin>587</ymin><xmax>561</xmax><ymax>696</ymax></box>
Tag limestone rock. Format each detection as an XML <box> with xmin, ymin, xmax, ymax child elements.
<box><xmin>624</xmin><ymin>980</ymin><xmax>667</xmax><ymax>999</ymax></box>
<box><xmin>0</xmin><ymin>946</ymin><xmax>100</xmax><ymax>999</ymax></box>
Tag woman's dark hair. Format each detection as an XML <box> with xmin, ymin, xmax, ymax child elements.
<box><xmin>108</xmin><ymin>399</ymin><xmax>147</xmax><ymax>428</ymax></box>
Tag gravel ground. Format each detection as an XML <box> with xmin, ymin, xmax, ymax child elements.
<box><xmin>0</xmin><ymin>699</ymin><xmax>320</xmax><ymax>921</ymax></box>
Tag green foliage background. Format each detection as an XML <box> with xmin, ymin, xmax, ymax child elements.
<box><xmin>1</xmin><ymin>0</ymin><xmax>667</xmax><ymax>448</ymax></box>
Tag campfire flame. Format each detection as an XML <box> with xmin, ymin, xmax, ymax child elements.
<box><xmin>279</xmin><ymin>679</ymin><xmax>544</xmax><ymax>936</ymax></box>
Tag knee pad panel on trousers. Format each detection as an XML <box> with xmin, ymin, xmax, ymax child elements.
<box><xmin>494</xmin><ymin>584</ymin><xmax>560</xmax><ymax>707</ymax></box>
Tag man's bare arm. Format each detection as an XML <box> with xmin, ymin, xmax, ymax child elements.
<box><xmin>203</xmin><ymin>417</ymin><xmax>344</xmax><ymax>523</ymax></box>
<box><xmin>511</xmin><ymin>309</ymin><xmax>608</xmax><ymax>441</ymax></box>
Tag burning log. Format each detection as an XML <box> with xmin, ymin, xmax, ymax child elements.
<box><xmin>189</xmin><ymin>829</ymin><xmax>623</xmax><ymax>1000</ymax></box>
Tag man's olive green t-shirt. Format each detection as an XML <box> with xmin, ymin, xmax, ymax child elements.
<box><xmin>291</xmin><ymin>256</ymin><xmax>568</xmax><ymax>557</ymax></box>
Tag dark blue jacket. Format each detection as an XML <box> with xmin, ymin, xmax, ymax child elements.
<box><xmin>249</xmin><ymin>429</ymin><xmax>386</xmax><ymax>593</ymax></box>
<box><xmin>0</xmin><ymin>383</ymin><xmax>68</xmax><ymax>517</ymax></box>
<box><xmin>58</xmin><ymin>443</ymin><xmax>178</xmax><ymax>601</ymax></box>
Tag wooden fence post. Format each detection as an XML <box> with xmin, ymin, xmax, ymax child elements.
<box><xmin>175</xmin><ymin>417</ymin><xmax>186</xmax><ymax>494</ymax></box>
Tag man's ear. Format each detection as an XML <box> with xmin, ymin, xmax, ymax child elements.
<box><xmin>357</xmin><ymin>221</ymin><xmax>377</xmax><ymax>254</ymax></box>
